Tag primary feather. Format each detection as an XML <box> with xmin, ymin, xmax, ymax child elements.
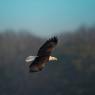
<box><xmin>37</xmin><ymin>36</ymin><xmax>58</xmax><ymax>56</ymax></box>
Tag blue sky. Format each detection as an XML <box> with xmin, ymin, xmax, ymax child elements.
<box><xmin>0</xmin><ymin>0</ymin><xmax>95</xmax><ymax>37</ymax></box>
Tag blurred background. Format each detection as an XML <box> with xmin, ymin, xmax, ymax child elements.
<box><xmin>0</xmin><ymin>0</ymin><xmax>95</xmax><ymax>95</ymax></box>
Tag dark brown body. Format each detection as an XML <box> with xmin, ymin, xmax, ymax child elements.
<box><xmin>29</xmin><ymin>56</ymin><xmax>49</xmax><ymax>72</ymax></box>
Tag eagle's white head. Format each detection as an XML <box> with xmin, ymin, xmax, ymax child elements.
<box><xmin>49</xmin><ymin>56</ymin><xmax>58</xmax><ymax>61</ymax></box>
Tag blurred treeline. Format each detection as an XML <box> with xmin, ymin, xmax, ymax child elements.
<box><xmin>0</xmin><ymin>26</ymin><xmax>95</xmax><ymax>95</ymax></box>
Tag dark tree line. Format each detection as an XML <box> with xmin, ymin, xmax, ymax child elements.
<box><xmin>0</xmin><ymin>26</ymin><xmax>95</xmax><ymax>95</ymax></box>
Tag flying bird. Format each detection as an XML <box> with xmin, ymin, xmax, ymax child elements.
<box><xmin>25</xmin><ymin>37</ymin><xmax>58</xmax><ymax>72</ymax></box>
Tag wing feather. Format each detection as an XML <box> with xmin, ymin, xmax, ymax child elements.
<box><xmin>37</xmin><ymin>36</ymin><xmax>58</xmax><ymax>56</ymax></box>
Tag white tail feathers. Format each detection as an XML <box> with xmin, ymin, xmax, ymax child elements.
<box><xmin>25</xmin><ymin>56</ymin><xmax>37</xmax><ymax>63</ymax></box>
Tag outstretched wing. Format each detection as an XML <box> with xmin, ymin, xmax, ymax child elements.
<box><xmin>37</xmin><ymin>36</ymin><xmax>58</xmax><ymax>57</ymax></box>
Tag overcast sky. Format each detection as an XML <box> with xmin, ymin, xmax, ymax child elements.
<box><xmin>0</xmin><ymin>0</ymin><xmax>95</xmax><ymax>37</ymax></box>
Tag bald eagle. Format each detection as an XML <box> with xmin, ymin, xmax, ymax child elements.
<box><xmin>25</xmin><ymin>37</ymin><xmax>58</xmax><ymax>72</ymax></box>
